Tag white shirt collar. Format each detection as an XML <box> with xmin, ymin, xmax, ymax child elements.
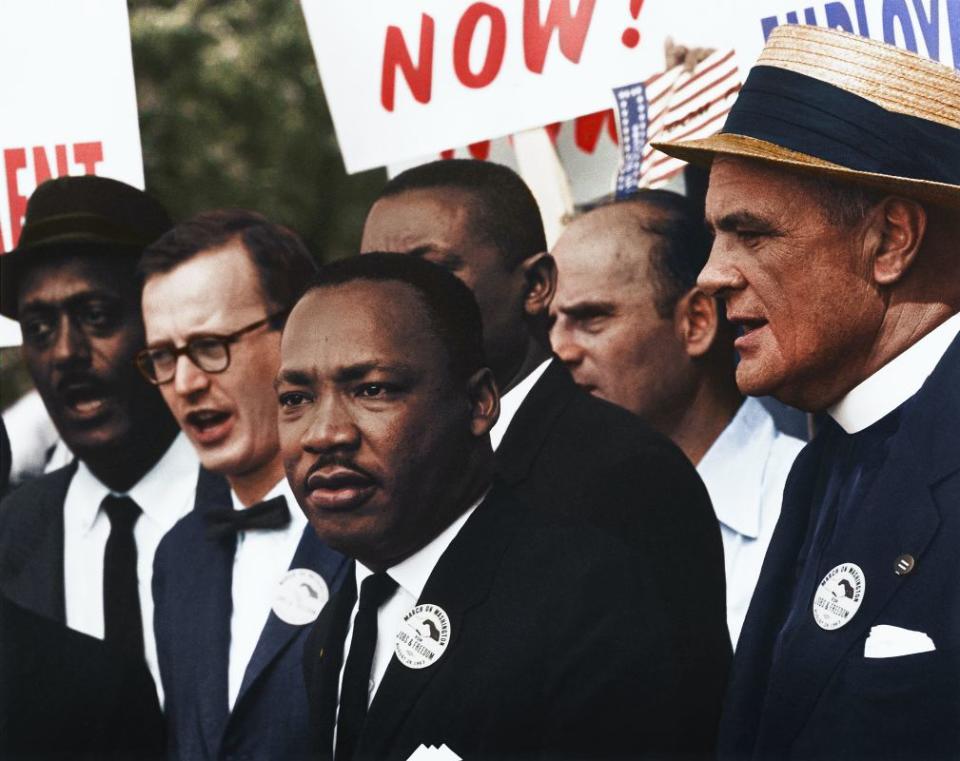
<box><xmin>489</xmin><ymin>357</ymin><xmax>553</xmax><ymax>450</ymax></box>
<box><xmin>697</xmin><ymin>398</ymin><xmax>776</xmax><ymax>539</ymax></box>
<box><xmin>828</xmin><ymin>311</ymin><xmax>960</xmax><ymax>433</ymax></box>
<box><xmin>356</xmin><ymin>491</ymin><xmax>486</xmax><ymax>601</ymax></box>
<box><xmin>70</xmin><ymin>433</ymin><xmax>198</xmax><ymax>534</ymax></box>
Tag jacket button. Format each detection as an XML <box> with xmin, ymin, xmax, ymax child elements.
<box><xmin>894</xmin><ymin>554</ymin><xmax>915</xmax><ymax>576</ymax></box>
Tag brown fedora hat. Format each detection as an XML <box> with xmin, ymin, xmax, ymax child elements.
<box><xmin>0</xmin><ymin>175</ymin><xmax>172</xmax><ymax>319</ymax></box>
<box><xmin>653</xmin><ymin>25</ymin><xmax>960</xmax><ymax>210</ymax></box>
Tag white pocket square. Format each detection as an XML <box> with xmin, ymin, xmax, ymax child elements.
<box><xmin>407</xmin><ymin>744</ymin><xmax>462</xmax><ymax>761</ymax></box>
<box><xmin>864</xmin><ymin>625</ymin><xmax>936</xmax><ymax>658</ymax></box>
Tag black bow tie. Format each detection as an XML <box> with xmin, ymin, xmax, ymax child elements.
<box><xmin>204</xmin><ymin>495</ymin><xmax>291</xmax><ymax>539</ymax></box>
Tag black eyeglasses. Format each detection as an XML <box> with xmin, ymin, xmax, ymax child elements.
<box><xmin>136</xmin><ymin>309</ymin><xmax>288</xmax><ymax>385</ymax></box>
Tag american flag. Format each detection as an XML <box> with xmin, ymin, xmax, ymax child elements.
<box><xmin>633</xmin><ymin>49</ymin><xmax>742</xmax><ymax>189</ymax></box>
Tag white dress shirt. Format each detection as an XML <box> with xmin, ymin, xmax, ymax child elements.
<box><xmin>227</xmin><ymin>477</ymin><xmax>308</xmax><ymax>710</ymax></box>
<box><xmin>697</xmin><ymin>398</ymin><xmax>805</xmax><ymax>647</ymax></box>
<box><xmin>63</xmin><ymin>432</ymin><xmax>199</xmax><ymax>700</ymax></box>
<box><xmin>336</xmin><ymin>496</ymin><xmax>484</xmax><ymax>726</ymax></box>
<box><xmin>828</xmin><ymin>310</ymin><xmax>960</xmax><ymax>433</ymax></box>
<box><xmin>489</xmin><ymin>357</ymin><xmax>552</xmax><ymax>450</ymax></box>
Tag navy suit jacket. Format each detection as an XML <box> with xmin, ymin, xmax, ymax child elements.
<box><xmin>719</xmin><ymin>332</ymin><xmax>960</xmax><ymax>760</ymax></box>
<box><xmin>154</xmin><ymin>473</ymin><xmax>349</xmax><ymax>761</ymax></box>
<box><xmin>0</xmin><ymin>461</ymin><xmax>77</xmax><ymax>622</ymax></box>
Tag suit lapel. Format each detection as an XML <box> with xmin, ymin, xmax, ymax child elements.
<box><xmin>755</xmin><ymin>335</ymin><xmax>960</xmax><ymax>752</ymax></box>
<box><xmin>189</xmin><ymin>474</ymin><xmax>236</xmax><ymax>758</ymax></box>
<box><xmin>1</xmin><ymin>463</ymin><xmax>75</xmax><ymax>622</ymax></box>
<box><xmin>310</xmin><ymin>564</ymin><xmax>359</xmax><ymax>761</ymax></box>
<box><xmin>358</xmin><ymin>486</ymin><xmax>522</xmax><ymax>757</ymax></box>
<box><xmin>233</xmin><ymin>525</ymin><xmax>348</xmax><ymax>708</ymax></box>
<box><xmin>495</xmin><ymin>359</ymin><xmax>572</xmax><ymax>485</ymax></box>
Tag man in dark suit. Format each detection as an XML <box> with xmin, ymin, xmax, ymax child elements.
<box><xmin>360</xmin><ymin>159</ymin><xmax>729</xmax><ymax>743</ymax></box>
<box><xmin>140</xmin><ymin>210</ymin><xmax>349</xmax><ymax>760</ymax></box>
<box><xmin>279</xmin><ymin>253</ymin><xmax>709</xmax><ymax>760</ymax></box>
<box><xmin>656</xmin><ymin>24</ymin><xmax>960</xmax><ymax>759</ymax></box>
<box><xmin>0</xmin><ymin>594</ymin><xmax>164</xmax><ymax>760</ymax></box>
<box><xmin>0</xmin><ymin>176</ymin><xmax>198</xmax><ymax>703</ymax></box>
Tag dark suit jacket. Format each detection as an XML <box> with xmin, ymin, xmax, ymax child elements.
<box><xmin>0</xmin><ymin>594</ymin><xmax>165</xmax><ymax>760</ymax></box>
<box><xmin>497</xmin><ymin>359</ymin><xmax>730</xmax><ymax>745</ymax></box>
<box><xmin>719</xmin><ymin>333</ymin><xmax>960</xmax><ymax>760</ymax></box>
<box><xmin>305</xmin><ymin>484</ymin><xmax>705</xmax><ymax>761</ymax></box>
<box><xmin>154</xmin><ymin>481</ymin><xmax>350</xmax><ymax>761</ymax></box>
<box><xmin>0</xmin><ymin>462</ymin><xmax>77</xmax><ymax>622</ymax></box>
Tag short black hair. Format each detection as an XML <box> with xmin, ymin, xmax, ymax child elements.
<box><xmin>379</xmin><ymin>159</ymin><xmax>546</xmax><ymax>269</ymax></box>
<box><xmin>308</xmin><ymin>253</ymin><xmax>486</xmax><ymax>383</ymax></box>
<box><xmin>139</xmin><ymin>209</ymin><xmax>318</xmax><ymax>321</ymax></box>
<box><xmin>594</xmin><ymin>190</ymin><xmax>714</xmax><ymax>318</ymax></box>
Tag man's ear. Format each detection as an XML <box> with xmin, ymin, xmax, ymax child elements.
<box><xmin>466</xmin><ymin>367</ymin><xmax>500</xmax><ymax>437</ymax></box>
<box><xmin>675</xmin><ymin>287</ymin><xmax>719</xmax><ymax>359</ymax></box>
<box><xmin>868</xmin><ymin>197</ymin><xmax>926</xmax><ymax>286</ymax></box>
<box><xmin>520</xmin><ymin>251</ymin><xmax>556</xmax><ymax>318</ymax></box>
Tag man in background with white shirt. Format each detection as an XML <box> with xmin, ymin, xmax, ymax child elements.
<box><xmin>550</xmin><ymin>190</ymin><xmax>804</xmax><ymax>646</ymax></box>
<box><xmin>140</xmin><ymin>209</ymin><xmax>348</xmax><ymax>760</ymax></box>
<box><xmin>360</xmin><ymin>160</ymin><xmax>730</xmax><ymax>749</ymax></box>
<box><xmin>656</xmin><ymin>24</ymin><xmax>960</xmax><ymax>759</ymax></box>
<box><xmin>283</xmin><ymin>253</ymin><xmax>709</xmax><ymax>760</ymax></box>
<box><xmin>0</xmin><ymin>176</ymin><xmax>196</xmax><ymax>718</ymax></box>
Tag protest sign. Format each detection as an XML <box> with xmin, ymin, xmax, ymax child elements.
<box><xmin>301</xmin><ymin>0</ymin><xmax>722</xmax><ymax>173</ymax></box>
<box><xmin>732</xmin><ymin>0</ymin><xmax>960</xmax><ymax>69</ymax></box>
<box><xmin>0</xmin><ymin>0</ymin><xmax>144</xmax><ymax>346</ymax></box>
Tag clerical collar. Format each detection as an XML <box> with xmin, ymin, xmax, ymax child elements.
<box><xmin>829</xmin><ymin>311</ymin><xmax>960</xmax><ymax>434</ymax></box>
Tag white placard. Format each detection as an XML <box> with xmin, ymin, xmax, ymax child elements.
<box><xmin>0</xmin><ymin>0</ymin><xmax>145</xmax><ymax>346</ymax></box>
<box><xmin>301</xmin><ymin>0</ymin><xmax>722</xmax><ymax>173</ymax></box>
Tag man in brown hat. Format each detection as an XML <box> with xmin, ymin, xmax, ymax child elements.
<box><xmin>0</xmin><ymin>175</ymin><xmax>200</xmax><ymax>704</ymax></box>
<box><xmin>656</xmin><ymin>25</ymin><xmax>960</xmax><ymax>759</ymax></box>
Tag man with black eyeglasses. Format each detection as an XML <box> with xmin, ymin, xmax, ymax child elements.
<box><xmin>0</xmin><ymin>175</ymin><xmax>194</xmax><ymax>756</ymax></box>
<box><xmin>139</xmin><ymin>209</ymin><xmax>348</xmax><ymax>761</ymax></box>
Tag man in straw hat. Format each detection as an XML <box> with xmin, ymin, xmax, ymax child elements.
<box><xmin>655</xmin><ymin>24</ymin><xmax>960</xmax><ymax>759</ymax></box>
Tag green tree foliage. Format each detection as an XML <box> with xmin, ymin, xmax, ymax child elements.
<box><xmin>129</xmin><ymin>0</ymin><xmax>384</xmax><ymax>262</ymax></box>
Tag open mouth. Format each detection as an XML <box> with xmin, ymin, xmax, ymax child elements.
<box><xmin>58</xmin><ymin>379</ymin><xmax>113</xmax><ymax>420</ymax></box>
<box><xmin>184</xmin><ymin>408</ymin><xmax>233</xmax><ymax>445</ymax></box>
<box><xmin>736</xmin><ymin>317</ymin><xmax>768</xmax><ymax>336</ymax></box>
<box><xmin>305</xmin><ymin>466</ymin><xmax>376</xmax><ymax>511</ymax></box>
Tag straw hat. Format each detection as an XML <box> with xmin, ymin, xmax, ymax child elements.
<box><xmin>653</xmin><ymin>24</ymin><xmax>960</xmax><ymax>209</ymax></box>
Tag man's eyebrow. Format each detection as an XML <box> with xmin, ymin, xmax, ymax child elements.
<box><xmin>20</xmin><ymin>290</ymin><xmax>120</xmax><ymax>314</ymax></box>
<box><xmin>407</xmin><ymin>245</ymin><xmax>464</xmax><ymax>268</ymax></box>
<box><xmin>708</xmin><ymin>210</ymin><xmax>780</xmax><ymax>234</ymax></box>
<box><xmin>558</xmin><ymin>300</ymin><xmax>616</xmax><ymax>318</ymax></box>
<box><xmin>274</xmin><ymin>369</ymin><xmax>314</xmax><ymax>389</ymax></box>
<box><xmin>332</xmin><ymin>361</ymin><xmax>416</xmax><ymax>383</ymax></box>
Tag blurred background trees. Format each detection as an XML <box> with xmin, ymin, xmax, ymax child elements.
<box><xmin>2</xmin><ymin>0</ymin><xmax>384</xmax><ymax>407</ymax></box>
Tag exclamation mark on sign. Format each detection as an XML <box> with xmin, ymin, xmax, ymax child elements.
<box><xmin>621</xmin><ymin>0</ymin><xmax>644</xmax><ymax>48</ymax></box>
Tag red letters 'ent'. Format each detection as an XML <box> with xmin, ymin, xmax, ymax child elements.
<box><xmin>5</xmin><ymin>148</ymin><xmax>28</xmax><ymax>247</ymax></box>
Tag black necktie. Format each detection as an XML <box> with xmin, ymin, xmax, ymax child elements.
<box><xmin>335</xmin><ymin>573</ymin><xmax>398</xmax><ymax>761</ymax></box>
<box><xmin>203</xmin><ymin>494</ymin><xmax>291</xmax><ymax>539</ymax></box>
<box><xmin>102</xmin><ymin>494</ymin><xmax>144</xmax><ymax>658</ymax></box>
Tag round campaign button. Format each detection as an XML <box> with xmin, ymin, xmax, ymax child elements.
<box><xmin>812</xmin><ymin>562</ymin><xmax>865</xmax><ymax>630</ymax></box>
<box><xmin>395</xmin><ymin>604</ymin><xmax>451</xmax><ymax>669</ymax></box>
<box><xmin>272</xmin><ymin>568</ymin><xmax>329</xmax><ymax>626</ymax></box>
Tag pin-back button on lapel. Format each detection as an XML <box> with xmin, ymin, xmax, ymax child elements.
<box><xmin>894</xmin><ymin>554</ymin><xmax>916</xmax><ymax>576</ymax></box>
<box><xmin>813</xmin><ymin>562</ymin><xmax>866</xmax><ymax>630</ymax></box>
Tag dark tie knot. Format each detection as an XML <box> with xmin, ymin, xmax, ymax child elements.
<box><xmin>204</xmin><ymin>494</ymin><xmax>291</xmax><ymax>539</ymax></box>
<box><xmin>101</xmin><ymin>494</ymin><xmax>142</xmax><ymax>531</ymax></box>
<box><xmin>360</xmin><ymin>572</ymin><xmax>398</xmax><ymax>611</ymax></box>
